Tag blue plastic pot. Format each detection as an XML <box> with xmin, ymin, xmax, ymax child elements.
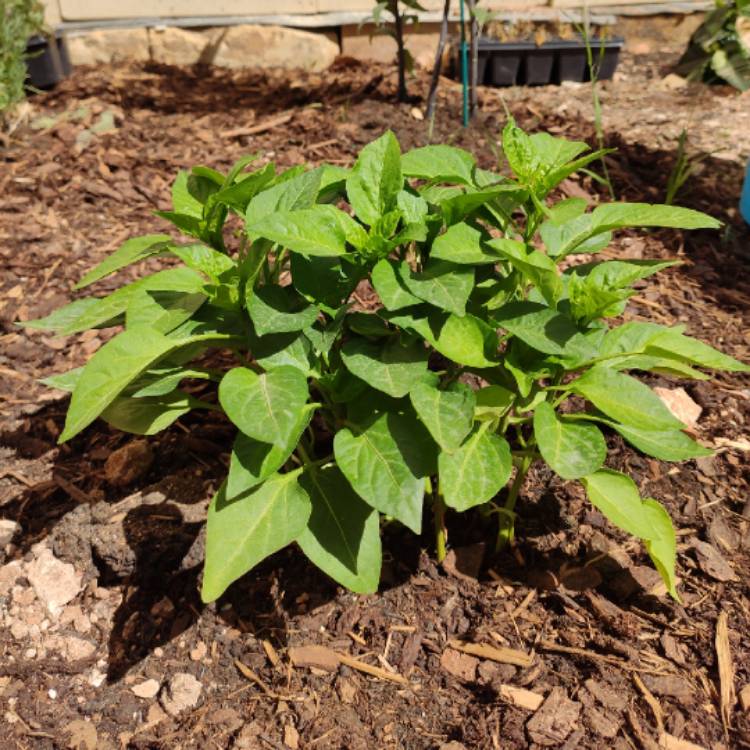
<box><xmin>741</xmin><ymin>158</ymin><xmax>750</xmax><ymax>224</ymax></box>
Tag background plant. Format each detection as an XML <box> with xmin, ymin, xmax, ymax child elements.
<box><xmin>676</xmin><ymin>0</ymin><xmax>750</xmax><ymax>91</ymax></box>
<box><xmin>0</xmin><ymin>0</ymin><xmax>44</xmax><ymax>118</ymax></box>
<box><xmin>367</xmin><ymin>0</ymin><xmax>426</xmax><ymax>101</ymax></box>
<box><xmin>26</xmin><ymin>123</ymin><xmax>748</xmax><ymax>604</ymax></box>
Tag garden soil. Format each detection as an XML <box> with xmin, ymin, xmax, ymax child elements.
<box><xmin>0</xmin><ymin>45</ymin><xmax>749</xmax><ymax>750</ymax></box>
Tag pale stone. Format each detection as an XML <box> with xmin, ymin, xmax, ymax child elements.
<box><xmin>160</xmin><ymin>672</ymin><xmax>202</xmax><ymax>716</ymax></box>
<box><xmin>67</xmin><ymin>29</ymin><xmax>150</xmax><ymax>66</ymax></box>
<box><xmin>661</xmin><ymin>73</ymin><xmax>687</xmax><ymax>90</ymax></box>
<box><xmin>0</xmin><ymin>519</ymin><xmax>19</xmax><ymax>548</ymax></box>
<box><xmin>653</xmin><ymin>386</ymin><xmax>702</xmax><ymax>429</ymax></box>
<box><xmin>47</xmin><ymin>634</ymin><xmax>97</xmax><ymax>661</ymax></box>
<box><xmin>0</xmin><ymin>561</ymin><xmax>24</xmax><ymax>596</ymax></box>
<box><xmin>211</xmin><ymin>25</ymin><xmax>339</xmax><ymax>72</ymax></box>
<box><xmin>132</xmin><ymin>678</ymin><xmax>161</xmax><ymax>699</ymax></box>
<box><xmin>149</xmin><ymin>27</ymin><xmax>209</xmax><ymax>66</ymax></box>
<box><xmin>26</xmin><ymin>548</ymin><xmax>82</xmax><ymax>617</ymax></box>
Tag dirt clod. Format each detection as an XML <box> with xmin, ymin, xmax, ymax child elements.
<box><xmin>160</xmin><ymin>672</ymin><xmax>202</xmax><ymax>716</ymax></box>
<box><xmin>104</xmin><ymin>440</ymin><xmax>154</xmax><ymax>486</ymax></box>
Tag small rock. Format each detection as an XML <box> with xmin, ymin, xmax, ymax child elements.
<box><xmin>661</xmin><ymin>73</ymin><xmax>687</xmax><ymax>90</ymax></box>
<box><xmin>739</xmin><ymin>684</ymin><xmax>750</xmax><ymax>712</ymax></box>
<box><xmin>145</xmin><ymin>702</ymin><xmax>168</xmax><ymax>727</ymax></box>
<box><xmin>26</xmin><ymin>547</ymin><xmax>83</xmax><ymax>617</ymax></box>
<box><xmin>132</xmin><ymin>679</ymin><xmax>160</xmax><ymax>699</ymax></box>
<box><xmin>439</xmin><ymin>743</ymin><xmax>467</xmax><ymax>750</ymax></box>
<box><xmin>692</xmin><ymin>540</ymin><xmax>737</xmax><ymax>582</ymax></box>
<box><xmin>49</xmin><ymin>634</ymin><xmax>97</xmax><ymax>661</ymax></box>
<box><xmin>0</xmin><ymin>561</ymin><xmax>24</xmax><ymax>596</ymax></box>
<box><xmin>190</xmin><ymin>641</ymin><xmax>207</xmax><ymax>661</ymax></box>
<box><xmin>10</xmin><ymin>621</ymin><xmax>29</xmax><ymax>640</ymax></box>
<box><xmin>410</xmin><ymin>107</ymin><xmax>424</xmax><ymax>121</ymax></box>
<box><xmin>0</xmin><ymin>519</ymin><xmax>19</xmax><ymax>548</ymax></box>
<box><xmin>64</xmin><ymin>719</ymin><xmax>97</xmax><ymax>750</ymax></box>
<box><xmin>160</xmin><ymin>672</ymin><xmax>202</xmax><ymax>716</ymax></box>
<box><xmin>336</xmin><ymin>676</ymin><xmax>357</xmax><ymax>704</ymax></box>
<box><xmin>440</xmin><ymin>648</ymin><xmax>478</xmax><ymax>681</ymax></box>
<box><xmin>526</xmin><ymin>687</ymin><xmax>581</xmax><ymax>746</ymax></box>
<box><xmin>653</xmin><ymin>386</ymin><xmax>702</xmax><ymax>429</ymax></box>
<box><xmin>104</xmin><ymin>440</ymin><xmax>154</xmax><ymax>486</ymax></box>
<box><xmin>284</xmin><ymin>724</ymin><xmax>300</xmax><ymax>749</ymax></box>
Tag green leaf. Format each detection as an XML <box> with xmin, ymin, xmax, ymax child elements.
<box><xmin>409</xmin><ymin>380</ymin><xmax>476</xmax><ymax>453</ymax></box>
<box><xmin>486</xmin><ymin>239</ymin><xmax>562</xmax><ymax>305</ymax></box>
<box><xmin>347</xmin><ymin>311</ymin><xmax>390</xmax><ymax>338</ymax></box>
<box><xmin>252</xmin><ymin>329</ymin><xmax>315</xmax><ymax>374</ymax></box>
<box><xmin>346</xmin><ymin>131</ymin><xmax>403</xmax><ymax>225</ymax></box>
<box><xmin>22</xmin><ymin>299</ymin><xmax>113</xmax><ymax>334</ymax></box>
<box><xmin>245</xmin><ymin>167</ymin><xmax>321</xmax><ymax>226</ymax></box>
<box><xmin>397</xmin><ymin>189</ymin><xmax>428</xmax><ymax>223</ymax></box>
<box><xmin>400</xmin><ymin>259</ymin><xmax>474</xmax><ymax>316</ymax></box>
<box><xmin>642</xmin><ymin>498</ymin><xmax>679</xmax><ymax>599</ymax></box>
<box><xmin>40</xmin><ymin>367</ymin><xmax>84</xmax><ymax>392</ymax></box>
<box><xmin>247</xmin><ymin>285</ymin><xmax>319</xmax><ymax>336</ymax></box>
<box><xmin>25</xmin><ymin>267</ymin><xmax>206</xmax><ymax>336</ymax></box>
<box><xmin>592</xmin><ymin>418</ymin><xmax>712</xmax><ymax>462</ymax></box>
<box><xmin>219</xmin><ymin>366</ymin><xmax>309</xmax><ymax>448</ymax></box>
<box><xmin>101</xmin><ymin>390</ymin><xmax>201</xmax><ymax>435</ymax></box>
<box><xmin>401</xmin><ymin>144</ymin><xmax>475</xmax><ymax>185</ymax></box>
<box><xmin>474</xmin><ymin>385</ymin><xmax>515</xmax><ymax>421</ymax></box>
<box><xmin>74</xmin><ymin>234</ymin><xmax>171</xmax><ymax>290</ymax></box>
<box><xmin>169</xmin><ymin>243</ymin><xmax>236</xmax><ymax>282</ymax></box>
<box><xmin>210</xmin><ymin>162</ymin><xmax>275</xmax><ymax>213</ymax></box>
<box><xmin>125</xmin><ymin>289</ymin><xmax>207</xmax><ymax>334</ymax></box>
<box><xmin>440</xmin><ymin>186</ymin><xmax>522</xmax><ymax>226</ymax></box>
<box><xmin>297</xmin><ymin>465</ymin><xmax>382</xmax><ymax>594</ymax></box>
<box><xmin>202</xmin><ymin>474</ymin><xmax>311</xmax><ymax>602</ymax></box>
<box><xmin>386</xmin><ymin>309</ymin><xmax>498</xmax><ymax>368</ymax></box>
<box><xmin>533</xmin><ymin>402</ymin><xmax>606</xmax><ymax>480</ymax></box>
<box><xmin>646</xmin><ymin>329</ymin><xmax>750</xmax><ymax>373</ymax></box>
<box><xmin>334</xmin><ymin>411</ymin><xmax>435</xmax><ymax>533</ymax></box>
<box><xmin>341</xmin><ymin>336</ymin><xmax>428</xmax><ymax>398</ymax></box>
<box><xmin>291</xmin><ymin>254</ymin><xmax>363</xmax><ymax>309</ymax></box>
<box><xmin>580</xmin><ymin>470</ymin><xmax>655</xmax><ymax>539</ymax></box>
<box><xmin>431</xmin><ymin>222</ymin><xmax>498</xmax><ymax>265</ymax></box>
<box><xmin>571</xmin><ymin>367</ymin><xmax>686</xmax><ymax>431</ymax></box>
<box><xmin>581</xmin><ymin>470</ymin><xmax>678</xmax><ymax>598</ymax></box>
<box><xmin>249</xmin><ymin>205</ymin><xmax>362</xmax><ymax>257</ymax></box>
<box><xmin>555</xmin><ymin>202</ymin><xmax>720</xmax><ymax>258</ymax></box>
<box><xmin>171</xmin><ymin>170</ymin><xmax>204</xmax><ymax>218</ymax></box>
<box><xmin>439</xmin><ymin>425</ymin><xmax>512</xmax><ymax>511</ymax></box>
<box><xmin>371</xmin><ymin>259</ymin><xmax>422</xmax><ymax>311</ymax></box>
<box><xmin>227</xmin><ymin>404</ymin><xmax>316</xmax><ymax>500</ymax></box>
<box><xmin>60</xmin><ymin>327</ymin><xmax>217</xmax><ymax>442</ymax></box>
<box><xmin>493</xmin><ymin>301</ymin><xmax>582</xmax><ymax>355</ymax></box>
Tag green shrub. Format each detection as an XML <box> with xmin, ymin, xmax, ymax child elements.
<box><xmin>26</xmin><ymin>123</ymin><xmax>748</xmax><ymax>602</ymax></box>
<box><xmin>676</xmin><ymin>0</ymin><xmax>750</xmax><ymax>90</ymax></box>
<box><xmin>0</xmin><ymin>0</ymin><xmax>45</xmax><ymax>116</ymax></box>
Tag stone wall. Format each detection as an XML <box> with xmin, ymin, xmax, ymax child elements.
<box><xmin>66</xmin><ymin>25</ymin><xmax>340</xmax><ymax>71</ymax></box>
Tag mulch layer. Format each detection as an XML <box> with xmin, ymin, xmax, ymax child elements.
<box><xmin>1</xmin><ymin>47</ymin><xmax>749</xmax><ymax>750</ymax></box>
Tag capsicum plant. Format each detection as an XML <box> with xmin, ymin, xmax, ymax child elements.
<box><xmin>26</xmin><ymin>120</ymin><xmax>748</xmax><ymax>602</ymax></box>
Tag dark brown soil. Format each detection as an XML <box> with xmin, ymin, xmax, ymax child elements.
<box><xmin>1</xmin><ymin>48</ymin><xmax>749</xmax><ymax>750</ymax></box>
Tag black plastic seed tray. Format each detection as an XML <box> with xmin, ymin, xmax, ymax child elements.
<box><xmin>463</xmin><ymin>36</ymin><xmax>624</xmax><ymax>87</ymax></box>
<box><xmin>26</xmin><ymin>34</ymin><xmax>71</xmax><ymax>89</ymax></box>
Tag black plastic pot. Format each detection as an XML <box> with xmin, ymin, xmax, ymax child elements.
<box><xmin>465</xmin><ymin>36</ymin><xmax>624</xmax><ymax>87</ymax></box>
<box><xmin>26</xmin><ymin>34</ymin><xmax>71</xmax><ymax>89</ymax></box>
<box><xmin>524</xmin><ymin>46</ymin><xmax>555</xmax><ymax>86</ymax></box>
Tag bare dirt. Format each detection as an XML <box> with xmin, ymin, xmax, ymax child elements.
<box><xmin>1</xmin><ymin>46</ymin><xmax>749</xmax><ymax>749</ymax></box>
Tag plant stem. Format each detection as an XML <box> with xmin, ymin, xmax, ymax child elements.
<box><xmin>432</xmin><ymin>478</ymin><xmax>447</xmax><ymax>563</ymax></box>
<box><xmin>496</xmin><ymin>454</ymin><xmax>533</xmax><ymax>550</ymax></box>
<box><xmin>426</xmin><ymin>0</ymin><xmax>451</xmax><ymax>124</ymax></box>
<box><xmin>392</xmin><ymin>1</ymin><xmax>408</xmax><ymax>102</ymax></box>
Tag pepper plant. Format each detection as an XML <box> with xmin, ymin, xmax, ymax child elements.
<box><xmin>26</xmin><ymin>121</ymin><xmax>748</xmax><ymax>602</ymax></box>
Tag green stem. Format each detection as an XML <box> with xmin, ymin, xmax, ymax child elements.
<box><xmin>432</xmin><ymin>478</ymin><xmax>447</xmax><ymax>563</ymax></box>
<box><xmin>496</xmin><ymin>454</ymin><xmax>533</xmax><ymax>550</ymax></box>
